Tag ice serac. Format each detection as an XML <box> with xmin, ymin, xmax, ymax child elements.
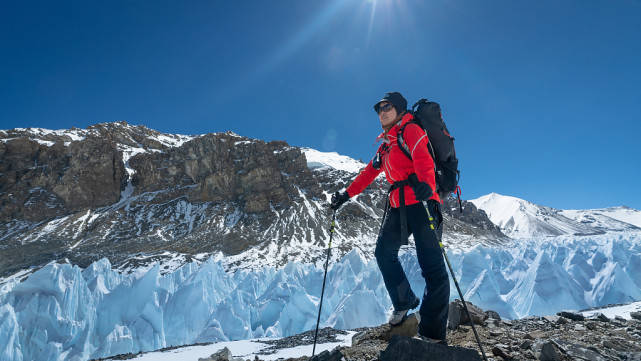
<box><xmin>507</xmin><ymin>249</ymin><xmax>584</xmax><ymax>316</ymax></box>
<box><xmin>0</xmin><ymin>305</ymin><xmax>22</xmax><ymax>361</ymax></box>
<box><xmin>8</xmin><ymin>262</ymin><xmax>97</xmax><ymax>361</ymax></box>
<box><xmin>1</xmin><ymin>234</ymin><xmax>641</xmax><ymax>361</ymax></box>
<box><xmin>587</xmin><ymin>236</ymin><xmax>641</xmax><ymax>306</ymax></box>
<box><xmin>452</xmin><ymin>248</ymin><xmax>517</xmax><ymax>319</ymax></box>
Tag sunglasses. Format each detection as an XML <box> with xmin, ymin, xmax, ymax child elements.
<box><xmin>377</xmin><ymin>103</ymin><xmax>394</xmax><ymax>114</ymax></box>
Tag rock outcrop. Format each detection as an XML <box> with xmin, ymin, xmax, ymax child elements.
<box><xmin>0</xmin><ymin>136</ymin><xmax>126</xmax><ymax>222</ymax></box>
<box><xmin>128</xmin><ymin>134</ymin><xmax>319</xmax><ymax>213</ymax></box>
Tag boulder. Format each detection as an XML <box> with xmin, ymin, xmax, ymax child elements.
<box><xmin>379</xmin><ymin>335</ymin><xmax>481</xmax><ymax>361</ymax></box>
<box><xmin>491</xmin><ymin>344</ymin><xmax>512</xmax><ymax>360</ymax></box>
<box><xmin>554</xmin><ymin>339</ymin><xmax>607</xmax><ymax>361</ymax></box>
<box><xmin>556</xmin><ymin>311</ymin><xmax>584</xmax><ymax>321</ymax></box>
<box><xmin>352</xmin><ymin>313</ymin><xmax>419</xmax><ymax>346</ymax></box>
<box><xmin>309</xmin><ymin>349</ymin><xmax>344</xmax><ymax>361</ymax></box>
<box><xmin>388</xmin><ymin>313</ymin><xmax>419</xmax><ymax>339</ymax></box>
<box><xmin>539</xmin><ymin>341</ymin><xmax>561</xmax><ymax>361</ymax></box>
<box><xmin>351</xmin><ymin>330</ymin><xmax>371</xmax><ymax>347</ymax></box>
<box><xmin>485</xmin><ymin>310</ymin><xmax>501</xmax><ymax>321</ymax></box>
<box><xmin>614</xmin><ymin>315</ymin><xmax>627</xmax><ymax>323</ymax></box>
<box><xmin>520</xmin><ymin>340</ymin><xmax>533</xmax><ymax>350</ymax></box>
<box><xmin>198</xmin><ymin>347</ymin><xmax>244</xmax><ymax>361</ymax></box>
<box><xmin>448</xmin><ymin>299</ymin><xmax>487</xmax><ymax>330</ymax></box>
<box><xmin>591</xmin><ymin>313</ymin><xmax>610</xmax><ymax>322</ymax></box>
<box><xmin>351</xmin><ymin>324</ymin><xmax>390</xmax><ymax>346</ymax></box>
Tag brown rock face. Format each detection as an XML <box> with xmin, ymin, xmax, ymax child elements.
<box><xmin>0</xmin><ymin>136</ymin><xmax>126</xmax><ymax>222</ymax></box>
<box><xmin>55</xmin><ymin>137</ymin><xmax>126</xmax><ymax>209</ymax></box>
<box><xmin>0</xmin><ymin>125</ymin><xmax>335</xmax><ymax>275</ymax></box>
<box><xmin>129</xmin><ymin>134</ymin><xmax>318</xmax><ymax>213</ymax></box>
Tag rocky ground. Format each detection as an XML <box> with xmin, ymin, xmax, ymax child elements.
<box><xmin>193</xmin><ymin>300</ymin><xmax>641</xmax><ymax>361</ymax></box>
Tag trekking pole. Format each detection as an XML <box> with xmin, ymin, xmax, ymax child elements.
<box><xmin>311</xmin><ymin>209</ymin><xmax>337</xmax><ymax>357</ymax></box>
<box><xmin>425</xmin><ymin>204</ymin><xmax>488</xmax><ymax>361</ymax></box>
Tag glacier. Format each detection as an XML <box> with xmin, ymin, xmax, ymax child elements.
<box><xmin>1</xmin><ymin>232</ymin><xmax>641</xmax><ymax>361</ymax></box>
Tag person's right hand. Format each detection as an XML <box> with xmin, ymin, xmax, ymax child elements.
<box><xmin>329</xmin><ymin>191</ymin><xmax>349</xmax><ymax>210</ymax></box>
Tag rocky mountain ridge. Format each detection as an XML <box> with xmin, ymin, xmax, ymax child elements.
<box><xmin>0</xmin><ymin>122</ymin><xmax>504</xmax><ymax>277</ymax></box>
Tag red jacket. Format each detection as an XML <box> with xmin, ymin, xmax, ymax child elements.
<box><xmin>346</xmin><ymin>112</ymin><xmax>441</xmax><ymax>207</ymax></box>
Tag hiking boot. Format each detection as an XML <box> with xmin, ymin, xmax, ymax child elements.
<box><xmin>388</xmin><ymin>297</ymin><xmax>420</xmax><ymax>326</ymax></box>
<box><xmin>414</xmin><ymin>334</ymin><xmax>448</xmax><ymax>346</ymax></box>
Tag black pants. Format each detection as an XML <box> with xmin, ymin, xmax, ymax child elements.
<box><xmin>374</xmin><ymin>201</ymin><xmax>449</xmax><ymax>340</ymax></box>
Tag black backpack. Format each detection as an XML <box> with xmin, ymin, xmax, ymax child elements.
<box><xmin>397</xmin><ymin>99</ymin><xmax>462</xmax><ymax>211</ymax></box>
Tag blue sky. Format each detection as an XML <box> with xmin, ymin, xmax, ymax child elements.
<box><xmin>1</xmin><ymin>0</ymin><xmax>640</xmax><ymax>210</ymax></box>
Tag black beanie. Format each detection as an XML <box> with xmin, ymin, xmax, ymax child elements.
<box><xmin>373</xmin><ymin>92</ymin><xmax>408</xmax><ymax>114</ymax></box>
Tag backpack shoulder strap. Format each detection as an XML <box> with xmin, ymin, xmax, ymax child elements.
<box><xmin>397</xmin><ymin>119</ymin><xmax>438</xmax><ymax>172</ymax></box>
<box><xmin>397</xmin><ymin>120</ymin><xmax>425</xmax><ymax>161</ymax></box>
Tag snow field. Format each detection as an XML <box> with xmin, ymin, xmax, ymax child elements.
<box><xmin>120</xmin><ymin>331</ymin><xmax>355</xmax><ymax>361</ymax></box>
<box><xmin>581</xmin><ymin>301</ymin><xmax>641</xmax><ymax>320</ymax></box>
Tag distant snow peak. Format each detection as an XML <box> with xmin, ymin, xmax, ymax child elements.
<box><xmin>561</xmin><ymin>206</ymin><xmax>641</xmax><ymax>230</ymax></box>
<box><xmin>301</xmin><ymin>147</ymin><xmax>365</xmax><ymax>173</ymax></box>
<box><xmin>470</xmin><ymin>193</ymin><xmax>641</xmax><ymax>238</ymax></box>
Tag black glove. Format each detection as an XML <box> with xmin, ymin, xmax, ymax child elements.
<box><xmin>408</xmin><ymin>174</ymin><xmax>433</xmax><ymax>201</ymax></box>
<box><xmin>329</xmin><ymin>191</ymin><xmax>350</xmax><ymax>210</ymax></box>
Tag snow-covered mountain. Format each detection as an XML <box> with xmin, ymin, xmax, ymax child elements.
<box><xmin>561</xmin><ymin>206</ymin><xmax>641</xmax><ymax>231</ymax></box>
<box><xmin>470</xmin><ymin>192</ymin><xmax>641</xmax><ymax>239</ymax></box>
<box><xmin>301</xmin><ymin>147</ymin><xmax>367</xmax><ymax>173</ymax></box>
<box><xmin>0</xmin><ymin>122</ymin><xmax>505</xmax><ymax>278</ymax></box>
<box><xmin>2</xmin><ymin>122</ymin><xmax>641</xmax><ymax>361</ymax></box>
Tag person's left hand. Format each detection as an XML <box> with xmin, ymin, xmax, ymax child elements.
<box><xmin>408</xmin><ymin>174</ymin><xmax>433</xmax><ymax>201</ymax></box>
